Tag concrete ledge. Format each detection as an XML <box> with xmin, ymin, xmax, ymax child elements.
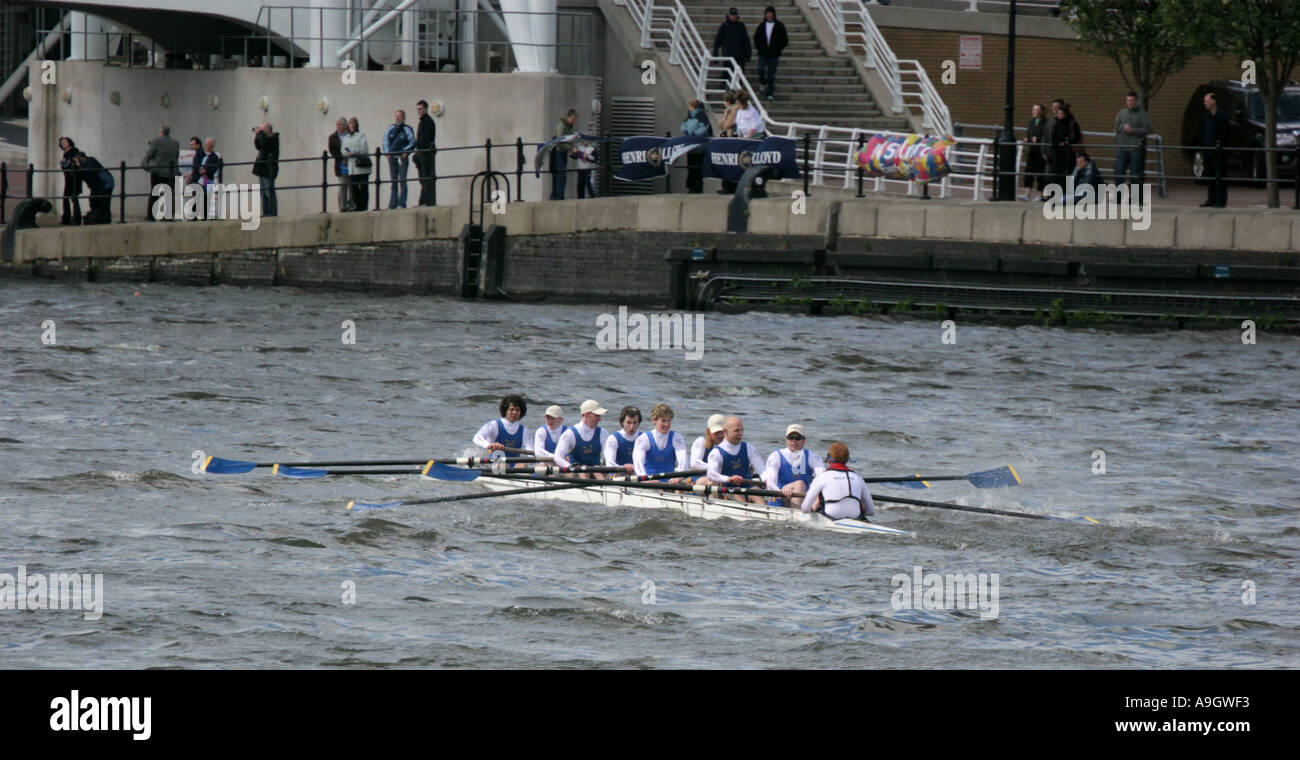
<box><xmin>972</xmin><ymin>205</ymin><xmax>1025</xmax><ymax>243</ymax></box>
<box><xmin>17</xmin><ymin>228</ymin><xmax>65</xmax><ymax>264</ymax></box>
<box><xmin>423</xmin><ymin>205</ymin><xmax>454</xmax><ymax>238</ymax></box>
<box><xmin>490</xmin><ymin>200</ymin><xmax>536</xmax><ymax>235</ymax></box>
<box><xmin>1125</xmin><ymin>208</ymin><xmax>1178</xmax><ymax>248</ymax></box>
<box><xmin>679</xmin><ymin>196</ymin><xmax>731</xmax><ymax>233</ymax></box>
<box><xmin>924</xmin><ymin>204</ymin><xmax>974</xmax><ymax>240</ymax></box>
<box><xmin>875</xmin><ymin>201</ymin><xmax>928</xmax><ymax>238</ymax></box>
<box><xmin>637</xmin><ymin>195</ymin><xmax>685</xmax><ymax>232</ymax></box>
<box><xmin>1071</xmin><ymin>218</ymin><xmax>1127</xmax><ymax>247</ymax></box>
<box><xmin>790</xmin><ymin>198</ymin><xmax>839</xmax><ymax>236</ymax></box>
<box><xmin>838</xmin><ymin>201</ymin><xmax>878</xmax><ymax>237</ymax></box>
<box><xmin>1023</xmin><ymin>209</ymin><xmax>1074</xmax><ymax>245</ymax></box>
<box><xmin>372</xmin><ymin>208</ymin><xmax>425</xmax><ymax>243</ymax></box>
<box><xmin>1234</xmin><ymin>211</ymin><xmax>1293</xmax><ymax>251</ymax></box>
<box><xmin>1174</xmin><ymin>211</ymin><xmax>1235</xmax><ymax>250</ymax></box>
<box><xmin>747</xmin><ymin>198</ymin><xmax>793</xmax><ymax>234</ymax></box>
<box><xmin>533</xmin><ymin>201</ymin><xmax>577</xmax><ymax>234</ymax></box>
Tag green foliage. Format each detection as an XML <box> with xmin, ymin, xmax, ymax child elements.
<box><xmin>855</xmin><ymin>297</ymin><xmax>874</xmax><ymax>315</ymax></box>
<box><xmin>934</xmin><ymin>302</ymin><xmax>949</xmax><ymax>317</ymax></box>
<box><xmin>894</xmin><ymin>297</ymin><xmax>913</xmax><ymax>313</ymax></box>
<box><xmin>1041</xmin><ymin>298</ymin><xmax>1067</xmax><ymax>326</ymax></box>
<box><xmin>827</xmin><ymin>294</ymin><xmax>850</xmax><ymax>313</ymax></box>
<box><xmin>1060</xmin><ymin>0</ymin><xmax>1197</xmax><ymax>111</ymax></box>
<box><xmin>790</xmin><ymin>276</ymin><xmax>814</xmax><ymax>290</ymax></box>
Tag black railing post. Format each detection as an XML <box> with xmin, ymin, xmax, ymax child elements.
<box><xmin>321</xmin><ymin>150</ymin><xmax>329</xmax><ymax>213</ymax></box>
<box><xmin>1294</xmin><ymin>144</ymin><xmax>1300</xmax><ymax>210</ymax></box>
<box><xmin>431</xmin><ymin>145</ymin><xmax>438</xmax><ymax>206</ymax></box>
<box><xmin>485</xmin><ymin>138</ymin><xmax>493</xmax><ymax>176</ymax></box>
<box><xmin>26</xmin><ymin>163</ymin><xmax>34</xmax><ymax>198</ymax></box>
<box><xmin>1214</xmin><ymin>139</ymin><xmax>1223</xmax><ymax>196</ymax></box>
<box><xmin>119</xmin><ymin>160</ymin><xmax>127</xmax><ymax>222</ymax></box>
<box><xmin>1</xmin><ymin>162</ymin><xmax>7</xmax><ymax>225</ymax></box>
<box><xmin>1137</xmin><ymin>136</ymin><xmax>1147</xmax><ymax>185</ymax></box>
<box><xmin>515</xmin><ymin>137</ymin><xmax>524</xmax><ymax>202</ymax></box>
<box><xmin>802</xmin><ymin>133</ymin><xmax>810</xmax><ymax>197</ymax></box>
<box><xmin>374</xmin><ymin>146</ymin><xmax>382</xmax><ymax>210</ymax></box>
<box><xmin>855</xmin><ymin>134</ymin><xmax>865</xmax><ymax>198</ymax></box>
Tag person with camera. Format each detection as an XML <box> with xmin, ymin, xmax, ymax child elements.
<box><xmin>252</xmin><ymin>122</ymin><xmax>280</xmax><ymax>216</ymax></box>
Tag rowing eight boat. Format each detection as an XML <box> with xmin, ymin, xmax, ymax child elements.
<box><xmin>468</xmin><ymin>474</ymin><xmax>916</xmax><ymax>538</ymax></box>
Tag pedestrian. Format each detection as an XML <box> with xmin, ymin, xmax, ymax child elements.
<box><xmin>752</xmin><ymin>6</ymin><xmax>788</xmax><ymax>101</ymax></box>
<box><xmin>197</xmin><ymin>137</ymin><xmax>222</xmax><ymax>188</ymax></box>
<box><xmin>680</xmin><ymin>99</ymin><xmax>712</xmax><ymax>194</ymax></box>
<box><xmin>73</xmin><ymin>153</ymin><xmax>115</xmax><ymax>225</ymax></box>
<box><xmin>1199</xmin><ymin>92</ymin><xmax>1229</xmax><ymax>207</ymax></box>
<box><xmin>252</xmin><ymin>122</ymin><xmax>279</xmax><ymax>216</ymax></box>
<box><xmin>142</xmin><ymin>125</ymin><xmax>179</xmax><ymax>221</ymax></box>
<box><xmin>1113</xmin><ymin>91</ymin><xmax>1150</xmax><ymax>186</ymax></box>
<box><xmin>574</xmin><ymin>140</ymin><xmax>598</xmax><ymax>199</ymax></box>
<box><xmin>184</xmin><ymin>136</ymin><xmax>202</xmax><ymax>184</ymax></box>
<box><xmin>414</xmin><ymin>99</ymin><xmax>437</xmax><ymax>206</ymax></box>
<box><xmin>328</xmin><ymin>117</ymin><xmax>351</xmax><ymax>212</ymax></box>
<box><xmin>550</xmin><ymin>108</ymin><xmax>577</xmax><ymax>201</ymax></box>
<box><xmin>383</xmin><ymin>109</ymin><xmax>416</xmax><ymax>209</ymax></box>
<box><xmin>717</xmin><ymin>91</ymin><xmax>741</xmax><ymax>195</ymax></box>
<box><xmin>734</xmin><ymin>91</ymin><xmax>764</xmax><ymax>139</ymax></box>
<box><xmin>713</xmin><ymin>7</ymin><xmax>751</xmax><ymax>74</ymax></box>
<box><xmin>57</xmin><ymin>137</ymin><xmax>82</xmax><ymax>225</ymax></box>
<box><xmin>1019</xmin><ymin>103</ymin><xmax>1047</xmax><ymax>201</ymax></box>
<box><xmin>342</xmin><ymin>116</ymin><xmax>371</xmax><ymax>211</ymax></box>
<box><xmin>1068</xmin><ymin>151</ymin><xmax>1103</xmax><ymax>205</ymax></box>
<box><xmin>1050</xmin><ymin>100</ymin><xmax>1080</xmax><ymax>189</ymax></box>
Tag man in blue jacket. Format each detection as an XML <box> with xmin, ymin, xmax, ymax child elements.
<box><xmin>384</xmin><ymin>109</ymin><xmax>416</xmax><ymax>209</ymax></box>
<box><xmin>73</xmin><ymin>153</ymin><xmax>115</xmax><ymax>225</ymax></box>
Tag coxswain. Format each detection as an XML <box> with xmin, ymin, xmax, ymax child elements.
<box><xmin>603</xmin><ymin>405</ymin><xmax>642</xmax><ymax>474</ymax></box>
<box><xmin>533</xmin><ymin>405</ymin><xmax>570</xmax><ymax>459</ymax></box>
<box><xmin>705</xmin><ymin>416</ymin><xmax>766</xmax><ymax>503</ymax></box>
<box><xmin>801</xmin><ymin>442</ymin><xmax>875</xmax><ymax>520</ymax></box>
<box><xmin>633</xmin><ymin>403</ymin><xmax>688</xmax><ymax>482</ymax></box>
<box><xmin>689</xmin><ymin>414</ymin><xmax>726</xmax><ymax>477</ymax></box>
<box><xmin>553</xmin><ymin>399</ymin><xmax>610</xmax><ymax>479</ymax></box>
<box><xmin>472</xmin><ymin>393</ymin><xmax>531</xmax><ymax>457</ymax></box>
<box><xmin>763</xmin><ymin>424</ymin><xmax>825</xmax><ymax>509</ymax></box>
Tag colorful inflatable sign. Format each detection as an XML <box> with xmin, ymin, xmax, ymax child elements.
<box><xmin>856</xmin><ymin>134</ymin><xmax>955</xmax><ymax>182</ymax></box>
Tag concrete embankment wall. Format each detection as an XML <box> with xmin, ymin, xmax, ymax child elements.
<box><xmin>4</xmin><ymin>196</ymin><xmax>1298</xmax><ymax>308</ymax></box>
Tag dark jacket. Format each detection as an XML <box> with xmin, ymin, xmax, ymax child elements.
<box><xmin>198</xmin><ymin>151</ymin><xmax>222</xmax><ymax>184</ymax></box>
<box><xmin>79</xmin><ymin>155</ymin><xmax>114</xmax><ymax>194</ymax></box>
<box><xmin>752</xmin><ymin>11</ymin><xmax>788</xmax><ymax>58</ymax></box>
<box><xmin>329</xmin><ymin>130</ymin><xmax>346</xmax><ymax>177</ymax></box>
<box><xmin>713</xmin><ymin>19</ymin><xmax>751</xmax><ymax>64</ymax></box>
<box><xmin>143</xmin><ymin>134</ymin><xmax>180</xmax><ymax>176</ymax></box>
<box><xmin>61</xmin><ymin>148</ymin><xmax>84</xmax><ymax>193</ymax></box>
<box><xmin>1052</xmin><ymin>112</ymin><xmax>1082</xmax><ymax>150</ymax></box>
<box><xmin>1071</xmin><ymin>159</ymin><xmax>1103</xmax><ymax>191</ymax></box>
<box><xmin>1199</xmin><ymin>107</ymin><xmax>1229</xmax><ymax>148</ymax></box>
<box><xmin>253</xmin><ymin>130</ymin><xmax>280</xmax><ymax>179</ymax></box>
<box><xmin>415</xmin><ymin>113</ymin><xmax>436</xmax><ymax>164</ymax></box>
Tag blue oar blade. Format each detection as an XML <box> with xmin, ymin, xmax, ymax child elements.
<box><xmin>877</xmin><ymin>480</ymin><xmax>931</xmax><ymax>490</ymax></box>
<box><xmin>346</xmin><ymin>500</ymin><xmax>405</xmax><ymax>511</ymax></box>
<box><xmin>422</xmin><ymin>462</ymin><xmax>482</xmax><ymax>482</ymax></box>
<box><xmin>274</xmin><ymin>465</ymin><xmax>330</xmax><ymax>479</ymax></box>
<box><xmin>203</xmin><ymin>456</ymin><xmax>258</xmax><ymax>474</ymax></box>
<box><xmin>968</xmin><ymin>465</ymin><xmax>1021</xmax><ymax>488</ymax></box>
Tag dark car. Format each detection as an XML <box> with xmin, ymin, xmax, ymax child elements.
<box><xmin>1180</xmin><ymin>80</ymin><xmax>1300</xmax><ymax>183</ymax></box>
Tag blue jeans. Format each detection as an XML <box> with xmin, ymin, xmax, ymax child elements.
<box><xmin>258</xmin><ymin>175</ymin><xmax>277</xmax><ymax>217</ymax></box>
<box><xmin>758</xmin><ymin>56</ymin><xmax>779</xmax><ymax>97</ymax></box>
<box><xmin>1113</xmin><ymin>147</ymin><xmax>1141</xmax><ymax>184</ymax></box>
<box><xmin>387</xmin><ymin>155</ymin><xmax>409</xmax><ymax>208</ymax></box>
<box><xmin>550</xmin><ymin>151</ymin><xmax>568</xmax><ymax>200</ymax></box>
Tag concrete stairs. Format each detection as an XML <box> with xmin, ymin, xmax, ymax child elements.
<box><xmin>684</xmin><ymin>0</ymin><xmax>911</xmax><ymax>132</ymax></box>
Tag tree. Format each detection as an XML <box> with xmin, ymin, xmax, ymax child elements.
<box><xmin>1165</xmin><ymin>0</ymin><xmax>1300</xmax><ymax>207</ymax></box>
<box><xmin>1059</xmin><ymin>0</ymin><xmax>1197</xmax><ymax>112</ymax></box>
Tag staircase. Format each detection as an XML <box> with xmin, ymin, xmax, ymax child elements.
<box><xmin>684</xmin><ymin>1</ymin><xmax>910</xmax><ymax>131</ymax></box>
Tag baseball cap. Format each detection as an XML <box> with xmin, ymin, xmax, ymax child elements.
<box><xmin>545</xmin><ymin>405</ymin><xmax>563</xmax><ymax>419</ymax></box>
<box><xmin>786</xmin><ymin>424</ymin><xmax>805</xmax><ymax>438</ymax></box>
<box><xmin>580</xmin><ymin>399</ymin><xmax>608</xmax><ymax>415</ymax></box>
<box><xmin>707</xmin><ymin>414</ymin><xmax>726</xmax><ymax>433</ymax></box>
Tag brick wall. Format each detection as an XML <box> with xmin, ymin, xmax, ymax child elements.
<box><xmin>879</xmin><ymin>26</ymin><xmax>1238</xmax><ymax>172</ymax></box>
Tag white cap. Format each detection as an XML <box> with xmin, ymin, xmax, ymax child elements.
<box><xmin>707</xmin><ymin>414</ymin><xmax>726</xmax><ymax>433</ymax></box>
<box><xmin>785</xmin><ymin>424</ymin><xmax>805</xmax><ymax>437</ymax></box>
<box><xmin>580</xmin><ymin>399</ymin><xmax>608</xmax><ymax>416</ymax></box>
<box><xmin>545</xmin><ymin>405</ymin><xmax>564</xmax><ymax>419</ymax></box>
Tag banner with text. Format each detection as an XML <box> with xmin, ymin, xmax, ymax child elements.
<box><xmin>615</xmin><ymin>136</ymin><xmax>709</xmax><ymax>181</ymax></box>
<box><xmin>703</xmin><ymin>137</ymin><xmax>801</xmax><ymax>182</ymax></box>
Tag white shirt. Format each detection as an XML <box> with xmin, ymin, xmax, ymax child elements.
<box><xmin>763</xmin><ymin>447</ymin><xmax>826</xmax><ymax>491</ymax></box>
<box><xmin>802</xmin><ymin>468</ymin><xmax>875</xmax><ymax>519</ymax></box>
<box><xmin>690</xmin><ymin>436</ymin><xmax>713</xmax><ymax>470</ymax></box>
<box><xmin>705</xmin><ymin>439</ymin><xmax>766</xmax><ymax>483</ymax></box>
<box><xmin>533</xmin><ymin>423</ymin><xmax>566</xmax><ymax>457</ymax></box>
<box><xmin>603</xmin><ymin>429</ymin><xmax>641</xmax><ymax>467</ymax></box>
<box><xmin>765</xmin><ymin>21</ymin><xmax>775</xmax><ymax>44</ymax></box>
<box><xmin>472</xmin><ymin>418</ymin><xmax>530</xmax><ymax>452</ymax></box>
<box><xmin>736</xmin><ymin>105</ymin><xmax>764</xmax><ymax>138</ymax></box>
<box><xmin>553</xmin><ymin>421</ymin><xmax>609</xmax><ymax>468</ymax></box>
<box><xmin>633</xmin><ymin>429</ymin><xmax>689</xmax><ymax>476</ymax></box>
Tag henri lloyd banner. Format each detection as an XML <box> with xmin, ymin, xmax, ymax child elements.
<box><xmin>703</xmin><ymin>137</ymin><xmax>800</xmax><ymax>182</ymax></box>
<box><xmin>615</xmin><ymin>136</ymin><xmax>709</xmax><ymax>181</ymax></box>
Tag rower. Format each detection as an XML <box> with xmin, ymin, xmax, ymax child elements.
<box><xmin>553</xmin><ymin>399</ymin><xmax>610</xmax><ymax>479</ymax></box>
<box><xmin>633</xmin><ymin>403</ymin><xmax>688</xmax><ymax>482</ymax></box>
<box><xmin>603</xmin><ymin>405</ymin><xmax>642</xmax><ymax>474</ymax></box>
<box><xmin>533</xmin><ymin>405</ymin><xmax>570</xmax><ymax>459</ymax></box>
<box><xmin>472</xmin><ymin>393</ymin><xmax>531</xmax><ymax>458</ymax></box>
<box><xmin>802</xmin><ymin>442</ymin><xmax>875</xmax><ymax>520</ymax></box>
<box><xmin>689</xmin><ymin>414</ymin><xmax>726</xmax><ymax>478</ymax></box>
<box><xmin>763</xmin><ymin>424</ymin><xmax>825</xmax><ymax>509</ymax></box>
<box><xmin>705</xmin><ymin>416</ymin><xmax>766</xmax><ymax>503</ymax></box>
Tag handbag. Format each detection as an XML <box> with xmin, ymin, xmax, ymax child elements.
<box><xmin>355</xmin><ymin>155</ymin><xmax>372</xmax><ymax>169</ymax></box>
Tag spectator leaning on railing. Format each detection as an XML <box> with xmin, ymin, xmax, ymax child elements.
<box><xmin>72</xmin><ymin>153</ymin><xmax>115</xmax><ymax>225</ymax></box>
<box><xmin>1113</xmin><ymin>92</ymin><xmax>1150</xmax><ymax>186</ymax></box>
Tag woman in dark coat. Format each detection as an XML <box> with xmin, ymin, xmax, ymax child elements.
<box><xmin>1050</xmin><ymin>102</ymin><xmax>1082</xmax><ymax>189</ymax></box>
<box><xmin>1021</xmin><ymin>104</ymin><xmax>1047</xmax><ymax>200</ymax></box>
<box><xmin>58</xmin><ymin>137</ymin><xmax>82</xmax><ymax>225</ymax></box>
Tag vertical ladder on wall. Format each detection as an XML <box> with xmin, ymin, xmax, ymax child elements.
<box><xmin>460</xmin><ymin>170</ymin><xmax>510</xmax><ymax>298</ymax></box>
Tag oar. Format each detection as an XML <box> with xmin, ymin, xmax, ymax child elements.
<box><xmin>872</xmin><ymin>493</ymin><xmax>1098</xmax><ymax>524</ymax></box>
<box><xmin>273</xmin><ymin>466</ymin><xmax>425</xmax><ymax>479</ymax></box>
<box><xmin>868</xmin><ymin>465</ymin><xmax>1022</xmax><ymax>490</ymax></box>
<box><xmin>347</xmin><ymin>482</ymin><xmax>592</xmax><ymax>511</ymax></box>
<box><xmin>422</xmin><ymin>462</ymin><xmax>703</xmax><ymax>482</ymax></box>
<box><xmin>495</xmin><ymin>471</ymin><xmax>784</xmax><ymax>499</ymax></box>
<box><xmin>202</xmin><ymin>454</ymin><xmax>552</xmax><ymax>475</ymax></box>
